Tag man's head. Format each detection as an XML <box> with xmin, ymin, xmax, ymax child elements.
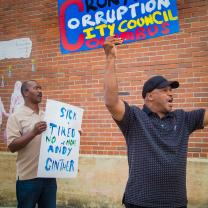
<box><xmin>142</xmin><ymin>76</ymin><xmax>179</xmax><ymax>116</ymax></box>
<box><xmin>21</xmin><ymin>80</ymin><xmax>42</xmax><ymax>104</ymax></box>
<box><xmin>142</xmin><ymin>76</ymin><xmax>179</xmax><ymax>99</ymax></box>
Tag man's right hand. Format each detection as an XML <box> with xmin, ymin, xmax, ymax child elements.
<box><xmin>32</xmin><ymin>121</ymin><xmax>47</xmax><ymax>136</ymax></box>
<box><xmin>103</xmin><ymin>36</ymin><xmax>123</xmax><ymax>58</ymax></box>
<box><xmin>8</xmin><ymin>121</ymin><xmax>47</xmax><ymax>153</ymax></box>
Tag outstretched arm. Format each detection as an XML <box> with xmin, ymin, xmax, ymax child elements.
<box><xmin>103</xmin><ymin>36</ymin><xmax>125</xmax><ymax>121</ymax></box>
<box><xmin>204</xmin><ymin>110</ymin><xmax>208</xmax><ymax>126</ymax></box>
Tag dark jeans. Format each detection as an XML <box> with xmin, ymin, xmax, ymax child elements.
<box><xmin>16</xmin><ymin>178</ymin><xmax>57</xmax><ymax>208</ymax></box>
<box><xmin>124</xmin><ymin>203</ymin><xmax>187</xmax><ymax>208</ymax></box>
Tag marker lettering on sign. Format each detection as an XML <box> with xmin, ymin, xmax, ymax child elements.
<box><xmin>60</xmin><ymin>107</ymin><xmax>77</xmax><ymax>120</ymax></box>
<box><xmin>45</xmin><ymin>158</ymin><xmax>75</xmax><ymax>172</ymax></box>
<box><xmin>48</xmin><ymin>145</ymin><xmax>73</xmax><ymax>156</ymax></box>
<box><xmin>49</xmin><ymin>123</ymin><xmax>76</xmax><ymax>138</ymax></box>
<box><xmin>46</xmin><ymin>135</ymin><xmax>56</xmax><ymax>144</ymax></box>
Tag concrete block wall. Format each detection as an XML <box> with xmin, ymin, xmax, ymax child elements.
<box><xmin>0</xmin><ymin>152</ymin><xmax>208</xmax><ymax>207</ymax></box>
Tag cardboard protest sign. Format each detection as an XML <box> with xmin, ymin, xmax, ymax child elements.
<box><xmin>37</xmin><ymin>99</ymin><xmax>84</xmax><ymax>178</ymax></box>
<box><xmin>58</xmin><ymin>0</ymin><xmax>180</xmax><ymax>54</ymax></box>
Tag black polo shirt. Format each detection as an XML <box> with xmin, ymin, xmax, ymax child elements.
<box><xmin>115</xmin><ymin>101</ymin><xmax>205</xmax><ymax>208</ymax></box>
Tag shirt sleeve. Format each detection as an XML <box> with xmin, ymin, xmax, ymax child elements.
<box><xmin>114</xmin><ymin>101</ymin><xmax>132</xmax><ymax>137</ymax></box>
<box><xmin>185</xmin><ymin>109</ymin><xmax>205</xmax><ymax>134</ymax></box>
<box><xmin>6</xmin><ymin>114</ymin><xmax>22</xmax><ymax>146</ymax></box>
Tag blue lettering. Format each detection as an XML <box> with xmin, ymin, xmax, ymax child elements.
<box><xmin>61</xmin><ymin>126</ymin><xmax>66</xmax><ymax>137</ymax></box>
<box><xmin>53</xmin><ymin>160</ymin><xmax>59</xmax><ymax>170</ymax></box>
<box><xmin>60</xmin><ymin>159</ymin><xmax>66</xmax><ymax>171</ymax></box>
<box><xmin>60</xmin><ymin>107</ymin><xmax>66</xmax><ymax>117</ymax></box>
<box><xmin>67</xmin><ymin>148</ymin><xmax>72</xmax><ymax>156</ymax></box>
<box><xmin>67</xmin><ymin>110</ymin><xmax>72</xmax><ymax>119</ymax></box>
<box><xmin>62</xmin><ymin>146</ymin><xmax>67</xmax><ymax>155</ymax></box>
<box><xmin>65</xmin><ymin>160</ymin><xmax>71</xmax><ymax>172</ymax></box>
<box><xmin>55</xmin><ymin>146</ymin><xmax>61</xmax><ymax>154</ymax></box>
<box><xmin>48</xmin><ymin>145</ymin><xmax>72</xmax><ymax>156</ymax></box>
<box><xmin>49</xmin><ymin>123</ymin><xmax>57</xmax><ymax>135</ymax></box>
<box><xmin>44</xmin><ymin>158</ymin><xmax>73</xmax><ymax>172</ymax></box>
<box><xmin>45</xmin><ymin>157</ymin><xmax>52</xmax><ymax>171</ymax></box>
<box><xmin>60</xmin><ymin>107</ymin><xmax>77</xmax><ymax>121</ymax></box>
<box><xmin>73</xmin><ymin>112</ymin><xmax>76</xmax><ymax>120</ymax></box>
<box><xmin>72</xmin><ymin>129</ymin><xmax>75</xmax><ymax>138</ymax></box>
<box><xmin>48</xmin><ymin>123</ymin><xmax>77</xmax><ymax>139</ymax></box>
<box><xmin>69</xmin><ymin>160</ymin><xmax>74</xmax><ymax>172</ymax></box>
<box><xmin>48</xmin><ymin>145</ymin><xmax>54</xmax><ymax>153</ymax></box>
<box><xmin>67</xmin><ymin>128</ymin><xmax>72</xmax><ymax>137</ymax></box>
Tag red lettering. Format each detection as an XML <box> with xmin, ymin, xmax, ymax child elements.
<box><xmin>98</xmin><ymin>37</ymin><xmax>105</xmax><ymax>46</ymax></box>
<box><xmin>59</xmin><ymin>0</ymin><xmax>85</xmax><ymax>51</ymax></box>
<box><xmin>135</xmin><ymin>28</ymin><xmax>146</xmax><ymax>40</ymax></box>
<box><xmin>147</xmin><ymin>25</ymin><xmax>159</xmax><ymax>37</ymax></box>
<box><xmin>119</xmin><ymin>32</ymin><xmax>135</xmax><ymax>41</ymax></box>
<box><xmin>86</xmin><ymin>38</ymin><xmax>105</xmax><ymax>49</ymax></box>
<box><xmin>161</xmin><ymin>22</ymin><xmax>170</xmax><ymax>35</ymax></box>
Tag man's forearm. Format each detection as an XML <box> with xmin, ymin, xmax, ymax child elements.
<box><xmin>8</xmin><ymin>131</ymin><xmax>37</xmax><ymax>153</ymax></box>
<box><xmin>204</xmin><ymin>110</ymin><xmax>208</xmax><ymax>126</ymax></box>
<box><xmin>104</xmin><ymin>56</ymin><xmax>119</xmax><ymax>107</ymax></box>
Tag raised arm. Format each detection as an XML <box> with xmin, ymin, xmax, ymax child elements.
<box><xmin>103</xmin><ymin>36</ymin><xmax>125</xmax><ymax>121</ymax></box>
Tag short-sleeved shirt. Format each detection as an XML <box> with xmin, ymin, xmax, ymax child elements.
<box><xmin>6</xmin><ymin>105</ymin><xmax>44</xmax><ymax>180</ymax></box>
<box><xmin>115</xmin><ymin>102</ymin><xmax>205</xmax><ymax>208</ymax></box>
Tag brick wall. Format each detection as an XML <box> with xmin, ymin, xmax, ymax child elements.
<box><xmin>0</xmin><ymin>0</ymin><xmax>207</xmax><ymax>157</ymax></box>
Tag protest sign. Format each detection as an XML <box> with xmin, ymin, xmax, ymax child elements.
<box><xmin>58</xmin><ymin>0</ymin><xmax>180</xmax><ymax>54</ymax></box>
<box><xmin>38</xmin><ymin>99</ymin><xmax>84</xmax><ymax>178</ymax></box>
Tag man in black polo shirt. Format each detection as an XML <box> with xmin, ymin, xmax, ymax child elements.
<box><xmin>103</xmin><ymin>36</ymin><xmax>208</xmax><ymax>208</ymax></box>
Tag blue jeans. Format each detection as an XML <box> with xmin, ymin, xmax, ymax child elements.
<box><xmin>16</xmin><ymin>178</ymin><xmax>57</xmax><ymax>208</ymax></box>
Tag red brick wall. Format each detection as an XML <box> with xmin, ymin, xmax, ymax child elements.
<box><xmin>0</xmin><ymin>0</ymin><xmax>207</xmax><ymax>157</ymax></box>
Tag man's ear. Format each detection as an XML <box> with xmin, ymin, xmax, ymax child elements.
<box><xmin>23</xmin><ymin>89</ymin><xmax>29</xmax><ymax>98</ymax></box>
<box><xmin>146</xmin><ymin>92</ymin><xmax>153</xmax><ymax>101</ymax></box>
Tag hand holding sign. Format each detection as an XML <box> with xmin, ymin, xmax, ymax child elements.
<box><xmin>78</xmin><ymin>129</ymin><xmax>83</xmax><ymax>136</ymax></box>
<box><xmin>33</xmin><ymin>121</ymin><xmax>47</xmax><ymax>136</ymax></box>
<box><xmin>104</xmin><ymin>36</ymin><xmax>123</xmax><ymax>58</ymax></box>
